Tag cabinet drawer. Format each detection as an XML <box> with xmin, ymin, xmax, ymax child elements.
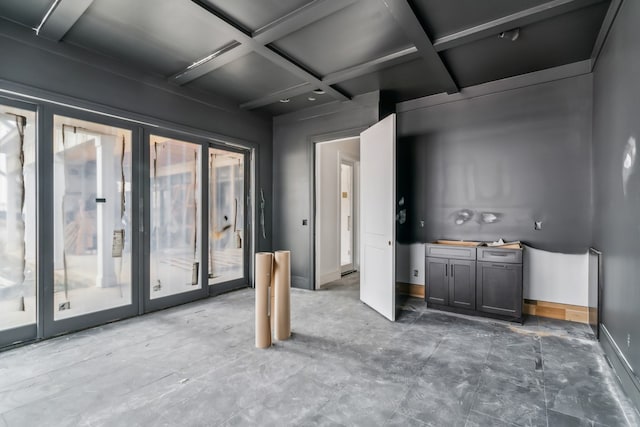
<box><xmin>477</xmin><ymin>247</ymin><xmax>522</xmax><ymax>264</ymax></box>
<box><xmin>426</xmin><ymin>244</ymin><xmax>476</xmax><ymax>260</ymax></box>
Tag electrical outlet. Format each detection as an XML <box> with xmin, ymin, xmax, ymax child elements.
<box><xmin>628</xmin><ymin>333</ymin><xmax>631</xmax><ymax>348</ymax></box>
<box><xmin>413</xmin><ymin>269</ymin><xmax>419</xmax><ymax>277</ymax></box>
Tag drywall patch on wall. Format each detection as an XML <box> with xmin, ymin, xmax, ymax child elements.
<box><xmin>523</xmin><ymin>245</ymin><xmax>588</xmax><ymax>307</ymax></box>
<box><xmin>396</xmin><ymin>74</ymin><xmax>593</xmax><ymax>254</ymax></box>
<box><xmin>396</xmin><ymin>243</ymin><xmax>425</xmax><ymax>286</ymax></box>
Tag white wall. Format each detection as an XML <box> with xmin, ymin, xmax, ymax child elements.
<box><xmin>398</xmin><ymin>243</ymin><xmax>588</xmax><ymax>307</ymax></box>
<box><xmin>523</xmin><ymin>245</ymin><xmax>588</xmax><ymax>307</ymax></box>
<box><xmin>396</xmin><ymin>243</ymin><xmax>425</xmax><ymax>285</ymax></box>
<box><xmin>316</xmin><ymin>138</ymin><xmax>360</xmax><ymax>286</ymax></box>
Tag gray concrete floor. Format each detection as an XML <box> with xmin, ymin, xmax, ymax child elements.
<box><xmin>0</xmin><ymin>272</ymin><xmax>638</xmax><ymax>426</ymax></box>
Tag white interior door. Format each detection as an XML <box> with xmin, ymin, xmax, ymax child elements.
<box><xmin>360</xmin><ymin>114</ymin><xmax>396</xmax><ymax>321</ymax></box>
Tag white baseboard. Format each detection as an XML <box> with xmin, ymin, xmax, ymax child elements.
<box><xmin>318</xmin><ymin>270</ymin><xmax>341</xmax><ymax>287</ymax></box>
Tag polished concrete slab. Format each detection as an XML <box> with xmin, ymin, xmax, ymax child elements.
<box><xmin>0</xmin><ymin>273</ymin><xmax>638</xmax><ymax>426</ymax></box>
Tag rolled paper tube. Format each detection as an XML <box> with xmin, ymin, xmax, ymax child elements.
<box><xmin>255</xmin><ymin>252</ymin><xmax>273</xmax><ymax>349</ymax></box>
<box><xmin>273</xmin><ymin>250</ymin><xmax>291</xmax><ymax>340</ymax></box>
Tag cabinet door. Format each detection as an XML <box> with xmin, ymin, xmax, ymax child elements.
<box><xmin>426</xmin><ymin>257</ymin><xmax>448</xmax><ymax>305</ymax></box>
<box><xmin>476</xmin><ymin>263</ymin><xmax>523</xmax><ymax>318</ymax></box>
<box><xmin>449</xmin><ymin>260</ymin><xmax>476</xmax><ymax>309</ymax></box>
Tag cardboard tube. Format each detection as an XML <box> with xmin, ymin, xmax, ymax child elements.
<box><xmin>273</xmin><ymin>250</ymin><xmax>291</xmax><ymax>340</ymax></box>
<box><xmin>255</xmin><ymin>252</ymin><xmax>273</xmax><ymax>349</ymax></box>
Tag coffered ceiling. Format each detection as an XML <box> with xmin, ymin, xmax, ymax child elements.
<box><xmin>0</xmin><ymin>0</ymin><xmax>615</xmax><ymax>116</ymax></box>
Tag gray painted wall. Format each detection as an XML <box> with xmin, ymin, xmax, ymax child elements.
<box><xmin>397</xmin><ymin>74</ymin><xmax>593</xmax><ymax>253</ymax></box>
<box><xmin>0</xmin><ymin>18</ymin><xmax>273</xmax><ymax>251</ymax></box>
<box><xmin>272</xmin><ymin>94</ymin><xmax>379</xmax><ymax>289</ymax></box>
<box><xmin>592</xmin><ymin>0</ymin><xmax>640</xmax><ymax>402</ymax></box>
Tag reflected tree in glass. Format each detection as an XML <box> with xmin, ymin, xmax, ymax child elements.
<box><xmin>150</xmin><ymin>136</ymin><xmax>201</xmax><ymax>299</ymax></box>
<box><xmin>209</xmin><ymin>148</ymin><xmax>244</xmax><ymax>285</ymax></box>
<box><xmin>53</xmin><ymin>116</ymin><xmax>132</xmax><ymax>320</ymax></box>
<box><xmin>0</xmin><ymin>108</ymin><xmax>36</xmax><ymax>331</ymax></box>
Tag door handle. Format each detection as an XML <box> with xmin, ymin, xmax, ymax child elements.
<box><xmin>388</xmin><ymin>241</ymin><xmax>392</xmax><ymax>246</ymax></box>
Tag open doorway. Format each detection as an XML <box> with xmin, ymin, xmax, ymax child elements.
<box><xmin>315</xmin><ymin>137</ymin><xmax>360</xmax><ymax>289</ymax></box>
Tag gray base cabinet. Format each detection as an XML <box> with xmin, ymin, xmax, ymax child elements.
<box><xmin>476</xmin><ymin>262</ymin><xmax>523</xmax><ymax>319</ymax></box>
<box><xmin>426</xmin><ymin>258</ymin><xmax>476</xmax><ymax>308</ymax></box>
<box><xmin>425</xmin><ymin>243</ymin><xmax>523</xmax><ymax>322</ymax></box>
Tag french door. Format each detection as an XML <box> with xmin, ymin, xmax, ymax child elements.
<box><xmin>0</xmin><ymin>100</ymin><xmax>252</xmax><ymax>348</ymax></box>
<box><xmin>144</xmin><ymin>132</ymin><xmax>208</xmax><ymax>311</ymax></box>
<box><xmin>43</xmin><ymin>110</ymin><xmax>141</xmax><ymax>337</ymax></box>
<box><xmin>207</xmin><ymin>145</ymin><xmax>249</xmax><ymax>294</ymax></box>
<box><xmin>0</xmin><ymin>98</ymin><xmax>37</xmax><ymax>347</ymax></box>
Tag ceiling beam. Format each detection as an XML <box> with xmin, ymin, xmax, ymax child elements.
<box><xmin>433</xmin><ymin>0</ymin><xmax>605</xmax><ymax>52</ymax></box>
<box><xmin>323</xmin><ymin>46</ymin><xmax>419</xmax><ymax>85</ymax></box>
<box><xmin>175</xmin><ymin>0</ymin><xmax>356</xmax><ymax>86</ymax></box>
<box><xmin>590</xmin><ymin>0</ymin><xmax>624</xmax><ymax>71</ymax></box>
<box><xmin>240</xmin><ymin>46</ymin><xmax>419</xmax><ymax>110</ymax></box>
<box><xmin>190</xmin><ymin>0</ymin><xmax>350</xmax><ymax>102</ymax></box>
<box><xmin>171</xmin><ymin>42</ymin><xmax>252</xmax><ymax>85</ymax></box>
<box><xmin>240</xmin><ymin>83</ymin><xmax>312</xmax><ymax>110</ymax></box>
<box><xmin>253</xmin><ymin>0</ymin><xmax>358</xmax><ymax>45</ymax></box>
<box><xmin>36</xmin><ymin>0</ymin><xmax>94</xmax><ymax>41</ymax></box>
<box><xmin>379</xmin><ymin>0</ymin><xmax>459</xmax><ymax>94</ymax></box>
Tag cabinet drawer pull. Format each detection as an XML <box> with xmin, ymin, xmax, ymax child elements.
<box><xmin>489</xmin><ymin>252</ymin><xmax>509</xmax><ymax>257</ymax></box>
<box><xmin>491</xmin><ymin>264</ymin><xmax>507</xmax><ymax>268</ymax></box>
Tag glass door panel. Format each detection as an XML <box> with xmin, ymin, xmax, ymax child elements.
<box><xmin>149</xmin><ymin>135</ymin><xmax>201</xmax><ymax>299</ymax></box>
<box><xmin>0</xmin><ymin>106</ymin><xmax>36</xmax><ymax>333</ymax></box>
<box><xmin>208</xmin><ymin>148</ymin><xmax>244</xmax><ymax>285</ymax></box>
<box><xmin>340</xmin><ymin>162</ymin><xmax>354</xmax><ymax>273</ymax></box>
<box><xmin>52</xmin><ymin>116</ymin><xmax>133</xmax><ymax>320</ymax></box>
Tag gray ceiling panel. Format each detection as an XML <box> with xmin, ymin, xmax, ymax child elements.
<box><xmin>411</xmin><ymin>0</ymin><xmax>550</xmax><ymax>39</ymax></box>
<box><xmin>201</xmin><ymin>0</ymin><xmax>312</xmax><ymax>32</ymax></box>
<box><xmin>335</xmin><ymin>58</ymin><xmax>447</xmax><ymax>104</ymax></box>
<box><xmin>63</xmin><ymin>0</ymin><xmax>236</xmax><ymax>76</ymax></box>
<box><xmin>187</xmin><ymin>52</ymin><xmax>306</xmax><ymax>104</ymax></box>
<box><xmin>442</xmin><ymin>2</ymin><xmax>609</xmax><ymax>88</ymax></box>
<box><xmin>257</xmin><ymin>91</ymin><xmax>335</xmax><ymax>116</ymax></box>
<box><xmin>273</xmin><ymin>1</ymin><xmax>412</xmax><ymax>76</ymax></box>
<box><xmin>0</xmin><ymin>0</ymin><xmax>52</xmax><ymax>29</ymax></box>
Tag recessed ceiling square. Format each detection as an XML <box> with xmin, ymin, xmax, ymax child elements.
<box><xmin>272</xmin><ymin>1</ymin><xmax>412</xmax><ymax>76</ymax></box>
<box><xmin>411</xmin><ymin>0</ymin><xmax>552</xmax><ymax>39</ymax></box>
<box><xmin>201</xmin><ymin>0</ymin><xmax>312</xmax><ymax>32</ymax></box>
<box><xmin>63</xmin><ymin>0</ymin><xmax>236</xmax><ymax>76</ymax></box>
<box><xmin>188</xmin><ymin>52</ymin><xmax>307</xmax><ymax>104</ymax></box>
<box><xmin>442</xmin><ymin>2</ymin><xmax>610</xmax><ymax>88</ymax></box>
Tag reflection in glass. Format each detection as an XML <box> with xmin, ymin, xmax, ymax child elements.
<box><xmin>0</xmin><ymin>107</ymin><xmax>36</xmax><ymax>331</ymax></box>
<box><xmin>53</xmin><ymin>116</ymin><xmax>132</xmax><ymax>320</ymax></box>
<box><xmin>209</xmin><ymin>148</ymin><xmax>244</xmax><ymax>285</ymax></box>
<box><xmin>150</xmin><ymin>136</ymin><xmax>201</xmax><ymax>299</ymax></box>
<box><xmin>341</xmin><ymin>163</ymin><xmax>353</xmax><ymax>268</ymax></box>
